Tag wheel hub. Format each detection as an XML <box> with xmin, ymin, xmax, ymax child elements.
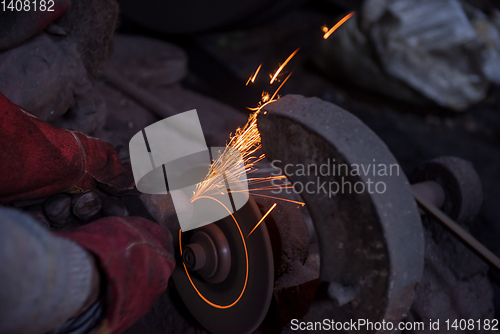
<box><xmin>182</xmin><ymin>224</ymin><xmax>231</xmax><ymax>283</ymax></box>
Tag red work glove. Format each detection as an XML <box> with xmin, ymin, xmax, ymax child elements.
<box><xmin>0</xmin><ymin>91</ymin><xmax>134</xmax><ymax>203</ymax></box>
<box><xmin>59</xmin><ymin>216</ymin><xmax>175</xmax><ymax>334</ymax></box>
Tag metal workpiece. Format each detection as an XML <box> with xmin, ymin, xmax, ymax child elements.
<box><xmin>258</xmin><ymin>95</ymin><xmax>424</xmax><ymax>332</ymax></box>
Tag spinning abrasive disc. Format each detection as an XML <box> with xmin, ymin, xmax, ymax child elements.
<box><xmin>172</xmin><ymin>196</ymin><xmax>274</xmax><ymax>334</ymax></box>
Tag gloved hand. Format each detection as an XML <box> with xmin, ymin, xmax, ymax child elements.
<box><xmin>0</xmin><ymin>207</ymin><xmax>176</xmax><ymax>334</ymax></box>
<box><xmin>0</xmin><ymin>92</ymin><xmax>135</xmax><ymax>203</ymax></box>
<box><xmin>59</xmin><ymin>215</ymin><xmax>176</xmax><ymax>334</ymax></box>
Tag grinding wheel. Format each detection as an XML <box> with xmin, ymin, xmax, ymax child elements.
<box><xmin>258</xmin><ymin>95</ymin><xmax>424</xmax><ymax>333</ymax></box>
<box><xmin>172</xmin><ymin>195</ymin><xmax>274</xmax><ymax>334</ymax></box>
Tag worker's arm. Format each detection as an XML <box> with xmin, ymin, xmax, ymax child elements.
<box><xmin>0</xmin><ymin>208</ymin><xmax>175</xmax><ymax>334</ymax></box>
<box><xmin>0</xmin><ymin>91</ymin><xmax>134</xmax><ymax>203</ymax></box>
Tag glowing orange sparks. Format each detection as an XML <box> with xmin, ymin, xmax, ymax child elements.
<box><xmin>247</xmin><ymin>203</ymin><xmax>277</xmax><ymax>237</ymax></box>
<box><xmin>261</xmin><ymin>91</ymin><xmax>270</xmax><ymax>103</ymax></box>
<box><xmin>323</xmin><ymin>11</ymin><xmax>355</xmax><ymax>39</ymax></box>
<box><xmin>250</xmin><ymin>193</ymin><xmax>304</xmax><ymax>206</ymax></box>
<box><xmin>270</xmin><ymin>72</ymin><xmax>292</xmax><ymax>101</ymax></box>
<box><xmin>246</xmin><ymin>64</ymin><xmax>262</xmax><ymax>85</ymax></box>
<box><xmin>269</xmin><ymin>48</ymin><xmax>300</xmax><ymax>84</ymax></box>
<box><xmin>191</xmin><ymin>51</ymin><xmax>306</xmax><ymax>208</ymax></box>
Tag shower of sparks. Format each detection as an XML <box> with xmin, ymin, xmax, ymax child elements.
<box><xmin>246</xmin><ymin>64</ymin><xmax>262</xmax><ymax>85</ymax></box>
<box><xmin>248</xmin><ymin>72</ymin><xmax>293</xmax><ymax>113</ymax></box>
<box><xmin>191</xmin><ymin>43</ymin><xmax>308</xmax><ymax>207</ymax></box>
<box><xmin>190</xmin><ymin>109</ymin><xmax>262</xmax><ymax>203</ymax></box>
<box><xmin>247</xmin><ymin>203</ymin><xmax>277</xmax><ymax>237</ymax></box>
<box><xmin>323</xmin><ymin>11</ymin><xmax>356</xmax><ymax>39</ymax></box>
<box><xmin>188</xmin><ymin>13</ymin><xmax>359</xmax><ymax>227</ymax></box>
<box><xmin>191</xmin><ymin>73</ymin><xmax>304</xmax><ymax>206</ymax></box>
<box><xmin>269</xmin><ymin>48</ymin><xmax>300</xmax><ymax>84</ymax></box>
<box><xmin>261</xmin><ymin>91</ymin><xmax>270</xmax><ymax>103</ymax></box>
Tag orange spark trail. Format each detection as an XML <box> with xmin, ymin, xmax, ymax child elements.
<box><xmin>250</xmin><ymin>193</ymin><xmax>304</xmax><ymax>206</ymax></box>
<box><xmin>270</xmin><ymin>48</ymin><xmax>300</xmax><ymax>84</ymax></box>
<box><xmin>323</xmin><ymin>11</ymin><xmax>355</xmax><ymax>39</ymax></box>
<box><xmin>261</xmin><ymin>91</ymin><xmax>270</xmax><ymax>103</ymax></box>
<box><xmin>270</xmin><ymin>72</ymin><xmax>292</xmax><ymax>101</ymax></box>
<box><xmin>247</xmin><ymin>203</ymin><xmax>277</xmax><ymax>237</ymax></box>
<box><xmin>246</xmin><ymin>64</ymin><xmax>262</xmax><ymax>85</ymax></box>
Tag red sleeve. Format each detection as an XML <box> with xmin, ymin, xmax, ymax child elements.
<box><xmin>58</xmin><ymin>216</ymin><xmax>175</xmax><ymax>334</ymax></box>
<box><xmin>0</xmin><ymin>92</ymin><xmax>134</xmax><ymax>202</ymax></box>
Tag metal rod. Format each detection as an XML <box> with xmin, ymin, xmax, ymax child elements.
<box><xmin>103</xmin><ymin>68</ymin><xmax>178</xmax><ymax>118</ymax></box>
<box><xmin>413</xmin><ymin>189</ymin><xmax>500</xmax><ymax>272</ymax></box>
<box><xmin>412</xmin><ymin>180</ymin><xmax>445</xmax><ymax>211</ymax></box>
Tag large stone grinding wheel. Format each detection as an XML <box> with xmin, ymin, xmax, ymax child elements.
<box><xmin>258</xmin><ymin>95</ymin><xmax>424</xmax><ymax>332</ymax></box>
<box><xmin>172</xmin><ymin>196</ymin><xmax>274</xmax><ymax>334</ymax></box>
